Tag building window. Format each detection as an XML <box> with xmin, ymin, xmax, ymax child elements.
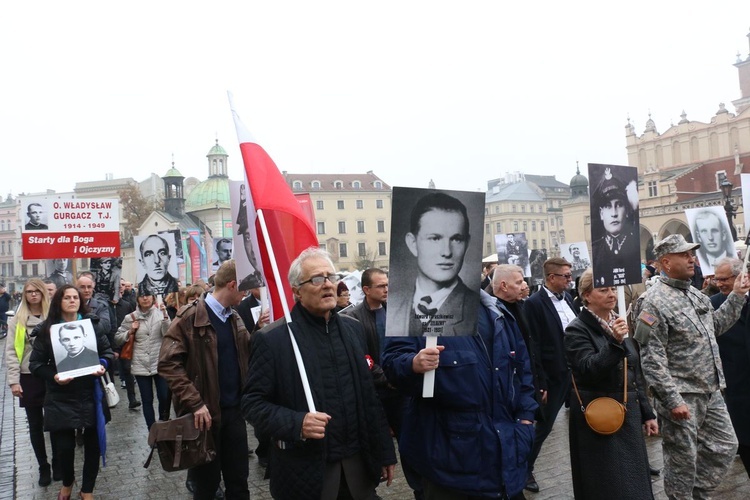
<box><xmin>531</xmin><ymin>221</ymin><xmax>536</xmax><ymax>231</ymax></box>
<box><xmin>512</xmin><ymin>205</ymin><xmax>516</xmax><ymax>213</ymax></box>
<box><xmin>1</xmin><ymin>241</ymin><xmax>4</xmax><ymax>254</ymax></box>
<box><xmin>648</xmin><ymin>181</ymin><xmax>658</xmax><ymax>197</ymax></box>
<box><xmin>22</xmin><ymin>264</ymin><xmax>27</xmax><ymax>277</ymax></box>
<box><xmin>357</xmin><ymin>220</ymin><xmax>365</xmax><ymax>233</ymax></box>
<box><xmin>32</xmin><ymin>264</ymin><xmax>38</xmax><ymax>276</ymax></box>
<box><xmin>530</xmin><ymin>205</ymin><xmax>535</xmax><ymax>213</ymax></box>
<box><xmin>513</xmin><ymin>221</ymin><xmax>519</xmax><ymax>231</ymax></box>
<box><xmin>540</xmin><ymin>221</ymin><xmax>545</xmax><ymax>231</ymax></box>
<box><xmin>378</xmin><ymin>241</ymin><xmax>387</xmax><ymax>256</ymax></box>
<box><xmin>7</xmin><ymin>244</ymin><xmax>11</xmax><ymax>256</ymax></box>
<box><xmin>496</xmin><ymin>222</ymin><xmax>502</xmax><ymax>232</ymax></box>
<box><xmin>352</xmin><ymin>181</ymin><xmax>361</xmax><ymax>189</ymax></box>
<box><xmin>485</xmin><ymin>223</ymin><xmax>490</xmax><ymax>234</ymax></box>
<box><xmin>542</xmin><ymin>239</ymin><xmax>546</xmax><ymax>248</ymax></box>
<box><xmin>533</xmin><ymin>239</ymin><xmax>537</xmax><ymax>248</ymax></box>
<box><xmin>339</xmin><ymin>243</ymin><xmax>348</xmax><ymax>258</ymax></box>
<box><xmin>338</xmin><ymin>221</ymin><xmax>346</xmax><ymax>234</ymax></box>
<box><xmin>374</xmin><ymin>181</ymin><xmax>382</xmax><ymax>189</ymax></box>
<box><xmin>358</xmin><ymin>243</ymin><xmax>367</xmax><ymax>256</ymax></box>
<box><xmin>0</xmin><ymin>221</ymin><xmax>4</xmax><ymax>231</ymax></box>
<box><xmin>337</xmin><ymin>200</ymin><xmax>345</xmax><ymax>210</ymax></box>
<box><xmin>293</xmin><ymin>180</ymin><xmax>303</xmax><ymax>189</ymax></box>
<box><xmin>356</xmin><ymin>200</ymin><xmax>364</xmax><ymax>209</ymax></box>
<box><xmin>376</xmin><ymin>199</ymin><xmax>384</xmax><ymax>209</ymax></box>
<box><xmin>319</xmin><ymin>243</ymin><xmax>326</xmax><ymax>250</ymax></box>
<box><xmin>523</xmin><ymin>221</ymin><xmax>528</xmax><ymax>231</ymax></box>
<box><xmin>334</xmin><ymin>180</ymin><xmax>343</xmax><ymax>189</ymax></box>
<box><xmin>316</xmin><ymin>200</ymin><xmax>324</xmax><ymax>210</ymax></box>
<box><xmin>311</xmin><ymin>180</ymin><xmax>321</xmax><ymax>189</ymax></box>
<box><xmin>377</xmin><ymin>220</ymin><xmax>385</xmax><ymax>233</ymax></box>
<box><xmin>494</xmin><ymin>205</ymin><xmax>500</xmax><ymax>214</ymax></box>
<box><xmin>317</xmin><ymin>222</ymin><xmax>326</xmax><ymax>234</ymax></box>
<box><xmin>551</xmin><ymin>218</ymin><xmax>555</xmax><ymax>226</ymax></box>
<box><xmin>521</xmin><ymin>205</ymin><xmax>526</xmax><ymax>213</ymax></box>
<box><xmin>487</xmin><ymin>242</ymin><xmax>492</xmax><ymax>253</ymax></box>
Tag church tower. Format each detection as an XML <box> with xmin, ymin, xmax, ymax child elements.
<box><xmin>163</xmin><ymin>160</ymin><xmax>186</xmax><ymax>217</ymax></box>
<box><xmin>732</xmin><ymin>28</ymin><xmax>750</xmax><ymax>114</ymax></box>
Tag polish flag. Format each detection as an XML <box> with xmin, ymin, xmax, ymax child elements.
<box><xmin>229</xmin><ymin>94</ymin><xmax>319</xmax><ymax>320</ymax></box>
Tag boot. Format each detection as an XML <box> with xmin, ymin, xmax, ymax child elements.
<box><xmin>38</xmin><ymin>463</ymin><xmax>51</xmax><ymax>487</ymax></box>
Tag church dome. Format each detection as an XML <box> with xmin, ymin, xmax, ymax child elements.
<box><xmin>570</xmin><ymin>171</ymin><xmax>588</xmax><ymax>189</ymax></box>
<box><xmin>207</xmin><ymin>141</ymin><xmax>228</xmax><ymax>156</ymax></box>
<box><xmin>185</xmin><ymin>176</ymin><xmax>230</xmax><ymax>211</ymax></box>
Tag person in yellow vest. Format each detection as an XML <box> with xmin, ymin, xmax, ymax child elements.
<box><xmin>5</xmin><ymin>278</ymin><xmax>58</xmax><ymax>486</ymax></box>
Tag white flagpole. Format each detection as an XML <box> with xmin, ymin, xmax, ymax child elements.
<box><xmin>256</xmin><ymin>208</ymin><xmax>316</xmax><ymax>413</ymax></box>
<box><xmin>422</xmin><ymin>336</ymin><xmax>438</xmax><ymax>398</ymax></box>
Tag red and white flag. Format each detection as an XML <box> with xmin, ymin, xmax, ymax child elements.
<box><xmin>229</xmin><ymin>93</ymin><xmax>318</xmax><ymax>321</ymax></box>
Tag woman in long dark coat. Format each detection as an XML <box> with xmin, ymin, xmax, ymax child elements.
<box><xmin>565</xmin><ymin>268</ymin><xmax>658</xmax><ymax>500</ymax></box>
<box><xmin>29</xmin><ymin>284</ymin><xmax>113</xmax><ymax>500</ymax></box>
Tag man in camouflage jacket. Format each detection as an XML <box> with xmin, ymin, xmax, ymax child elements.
<box><xmin>634</xmin><ymin>234</ymin><xmax>750</xmax><ymax>499</ymax></box>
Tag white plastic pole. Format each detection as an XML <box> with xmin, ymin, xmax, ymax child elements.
<box><xmin>422</xmin><ymin>336</ymin><xmax>438</xmax><ymax>398</ymax></box>
<box><xmin>256</xmin><ymin>209</ymin><xmax>316</xmax><ymax>413</ymax></box>
<box><xmin>617</xmin><ymin>286</ymin><xmax>627</xmax><ymax>336</ymax></box>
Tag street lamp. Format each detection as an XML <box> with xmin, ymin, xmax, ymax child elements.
<box><xmin>720</xmin><ymin>176</ymin><xmax>738</xmax><ymax>241</ymax></box>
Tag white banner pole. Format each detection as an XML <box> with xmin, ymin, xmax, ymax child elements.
<box><xmin>422</xmin><ymin>336</ymin><xmax>438</xmax><ymax>398</ymax></box>
<box><xmin>256</xmin><ymin>208</ymin><xmax>316</xmax><ymax>413</ymax></box>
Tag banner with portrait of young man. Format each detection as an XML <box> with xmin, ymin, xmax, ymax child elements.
<box><xmin>386</xmin><ymin>187</ymin><xmax>484</xmax><ymax>337</ymax></box>
<box><xmin>588</xmin><ymin>163</ymin><xmax>642</xmax><ymax>287</ymax></box>
<box><xmin>560</xmin><ymin>241</ymin><xmax>591</xmax><ymax>283</ymax></box>
<box><xmin>495</xmin><ymin>232</ymin><xmax>531</xmax><ymax>277</ymax></box>
<box><xmin>685</xmin><ymin>206</ymin><xmax>736</xmax><ymax>276</ymax></box>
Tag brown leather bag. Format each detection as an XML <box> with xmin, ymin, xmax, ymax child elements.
<box><xmin>119</xmin><ymin>313</ymin><xmax>137</xmax><ymax>360</ymax></box>
<box><xmin>143</xmin><ymin>413</ymin><xmax>216</xmax><ymax>472</ymax></box>
<box><xmin>571</xmin><ymin>358</ymin><xmax>628</xmax><ymax>436</ymax></box>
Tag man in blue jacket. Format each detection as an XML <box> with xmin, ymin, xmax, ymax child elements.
<box><xmin>383</xmin><ymin>289</ymin><xmax>538</xmax><ymax>499</ymax></box>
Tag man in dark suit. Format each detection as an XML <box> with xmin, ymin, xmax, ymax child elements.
<box><xmin>25</xmin><ymin>203</ymin><xmax>49</xmax><ymax>230</ymax></box>
<box><xmin>710</xmin><ymin>257</ymin><xmax>750</xmax><ymax>477</ymax></box>
<box><xmin>523</xmin><ymin>257</ymin><xmax>579</xmax><ymax>492</ymax></box>
<box><xmin>389</xmin><ymin>192</ymin><xmax>479</xmax><ymax>337</ymax></box>
<box><xmin>56</xmin><ymin>323</ymin><xmax>99</xmax><ymax>373</ymax></box>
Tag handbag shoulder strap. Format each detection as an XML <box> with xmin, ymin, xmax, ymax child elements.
<box><xmin>571</xmin><ymin>356</ymin><xmax>628</xmax><ymax>410</ymax></box>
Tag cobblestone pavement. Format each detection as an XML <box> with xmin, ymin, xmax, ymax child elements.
<box><xmin>1</xmin><ymin>336</ymin><xmax>748</xmax><ymax>499</ymax></box>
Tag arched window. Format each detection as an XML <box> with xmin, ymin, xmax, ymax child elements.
<box><xmin>334</xmin><ymin>180</ymin><xmax>343</xmax><ymax>189</ymax></box>
<box><xmin>293</xmin><ymin>180</ymin><xmax>303</xmax><ymax>189</ymax></box>
<box><xmin>374</xmin><ymin>181</ymin><xmax>382</xmax><ymax>189</ymax></box>
<box><xmin>311</xmin><ymin>180</ymin><xmax>321</xmax><ymax>189</ymax></box>
<box><xmin>352</xmin><ymin>180</ymin><xmax>361</xmax><ymax>189</ymax></box>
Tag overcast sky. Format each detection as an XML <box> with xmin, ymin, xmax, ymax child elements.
<box><xmin>2</xmin><ymin>1</ymin><xmax>750</xmax><ymax>197</ymax></box>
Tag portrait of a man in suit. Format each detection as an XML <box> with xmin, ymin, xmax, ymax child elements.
<box><xmin>54</xmin><ymin>322</ymin><xmax>100</xmax><ymax>374</ymax></box>
<box><xmin>387</xmin><ymin>189</ymin><xmax>482</xmax><ymax>337</ymax></box>
<box><xmin>25</xmin><ymin>202</ymin><xmax>49</xmax><ymax>230</ymax></box>
<box><xmin>136</xmin><ymin>234</ymin><xmax>179</xmax><ymax>297</ymax></box>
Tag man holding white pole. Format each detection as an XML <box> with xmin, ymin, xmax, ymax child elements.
<box><xmin>242</xmin><ymin>247</ymin><xmax>396</xmax><ymax>500</ymax></box>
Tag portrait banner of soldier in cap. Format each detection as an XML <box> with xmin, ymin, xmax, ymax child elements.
<box><xmin>229</xmin><ymin>180</ymin><xmax>266</xmax><ymax>292</ymax></box>
<box><xmin>561</xmin><ymin>241</ymin><xmax>591</xmax><ymax>282</ymax></box>
<box><xmin>589</xmin><ymin>163</ymin><xmax>641</xmax><ymax>287</ymax></box>
<box><xmin>494</xmin><ymin>232</ymin><xmax>531</xmax><ymax>276</ymax></box>
<box><xmin>386</xmin><ymin>187</ymin><xmax>484</xmax><ymax>337</ymax></box>
<box><xmin>686</xmin><ymin>206</ymin><xmax>736</xmax><ymax>276</ymax></box>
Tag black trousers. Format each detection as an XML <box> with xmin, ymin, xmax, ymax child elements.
<box><xmin>191</xmin><ymin>406</ymin><xmax>249</xmax><ymax>500</ymax></box>
<box><xmin>25</xmin><ymin>406</ymin><xmax>49</xmax><ymax>468</ymax></box>
<box><xmin>527</xmin><ymin>374</ymin><xmax>570</xmax><ymax>473</ymax></box>
<box><xmin>52</xmin><ymin>427</ymin><xmax>100</xmax><ymax>493</ymax></box>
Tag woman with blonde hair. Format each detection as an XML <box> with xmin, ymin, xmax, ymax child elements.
<box><xmin>564</xmin><ymin>268</ymin><xmax>658</xmax><ymax>499</ymax></box>
<box><xmin>5</xmin><ymin>278</ymin><xmax>57</xmax><ymax>487</ymax></box>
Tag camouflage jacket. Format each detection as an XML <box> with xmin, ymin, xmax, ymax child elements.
<box><xmin>633</xmin><ymin>276</ymin><xmax>743</xmax><ymax>410</ymax></box>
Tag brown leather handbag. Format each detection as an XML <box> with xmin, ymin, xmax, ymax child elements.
<box><xmin>143</xmin><ymin>413</ymin><xmax>217</xmax><ymax>471</ymax></box>
<box><xmin>571</xmin><ymin>358</ymin><xmax>628</xmax><ymax>435</ymax></box>
<box><xmin>119</xmin><ymin>313</ymin><xmax>137</xmax><ymax>360</ymax></box>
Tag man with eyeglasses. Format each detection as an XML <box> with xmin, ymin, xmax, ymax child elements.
<box><xmin>634</xmin><ymin>235</ymin><xmax>750</xmax><ymax>498</ymax></box>
<box><xmin>159</xmin><ymin>260</ymin><xmax>253</xmax><ymax>499</ymax></box>
<box><xmin>242</xmin><ymin>248</ymin><xmax>396</xmax><ymax>499</ymax></box>
<box><xmin>522</xmin><ymin>257</ymin><xmax>579</xmax><ymax>493</ymax></box>
<box><xmin>709</xmin><ymin>257</ymin><xmax>750</xmax><ymax>478</ymax></box>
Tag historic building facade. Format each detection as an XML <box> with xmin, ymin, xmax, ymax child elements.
<box><xmin>284</xmin><ymin>172</ymin><xmax>392</xmax><ymax>271</ymax></box>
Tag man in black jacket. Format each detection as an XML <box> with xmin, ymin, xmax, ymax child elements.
<box><xmin>242</xmin><ymin>248</ymin><xmax>396</xmax><ymax>499</ymax></box>
<box><xmin>522</xmin><ymin>257</ymin><xmax>579</xmax><ymax>493</ymax></box>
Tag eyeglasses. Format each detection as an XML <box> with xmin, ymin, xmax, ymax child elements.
<box><xmin>25</xmin><ymin>290</ymin><xmax>41</xmax><ymax>295</ymax></box>
<box><xmin>550</xmin><ymin>273</ymin><xmax>573</xmax><ymax>280</ymax></box>
<box><xmin>297</xmin><ymin>274</ymin><xmax>340</xmax><ymax>287</ymax></box>
<box><xmin>714</xmin><ymin>275</ymin><xmax>736</xmax><ymax>283</ymax></box>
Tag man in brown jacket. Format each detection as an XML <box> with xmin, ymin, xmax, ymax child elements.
<box><xmin>159</xmin><ymin>260</ymin><xmax>251</xmax><ymax>500</ymax></box>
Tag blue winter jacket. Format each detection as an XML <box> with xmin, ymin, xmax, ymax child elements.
<box><xmin>382</xmin><ymin>290</ymin><xmax>538</xmax><ymax>498</ymax></box>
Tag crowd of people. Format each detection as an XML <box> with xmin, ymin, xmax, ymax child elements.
<box><xmin>4</xmin><ymin>229</ymin><xmax>750</xmax><ymax>499</ymax></box>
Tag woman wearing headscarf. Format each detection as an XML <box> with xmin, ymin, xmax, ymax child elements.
<box><xmin>564</xmin><ymin>268</ymin><xmax>658</xmax><ymax>499</ymax></box>
<box><xmin>29</xmin><ymin>284</ymin><xmax>114</xmax><ymax>500</ymax></box>
<box><xmin>5</xmin><ymin>278</ymin><xmax>57</xmax><ymax>486</ymax></box>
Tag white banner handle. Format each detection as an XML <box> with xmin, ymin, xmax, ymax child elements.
<box><xmin>422</xmin><ymin>336</ymin><xmax>438</xmax><ymax>398</ymax></box>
